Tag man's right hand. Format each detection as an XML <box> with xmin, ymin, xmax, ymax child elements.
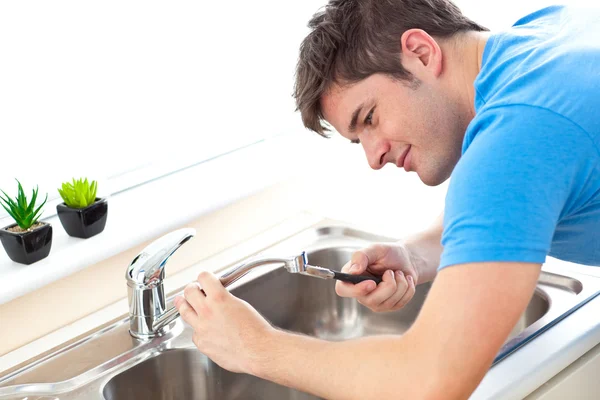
<box><xmin>335</xmin><ymin>243</ymin><xmax>421</xmax><ymax>312</ymax></box>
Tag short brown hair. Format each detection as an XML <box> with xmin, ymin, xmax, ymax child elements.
<box><xmin>293</xmin><ymin>0</ymin><xmax>488</xmax><ymax>136</ymax></box>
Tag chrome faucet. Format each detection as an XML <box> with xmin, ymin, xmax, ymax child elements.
<box><xmin>125</xmin><ymin>228</ymin><xmax>312</xmax><ymax>340</ymax></box>
<box><xmin>126</xmin><ymin>228</ymin><xmax>380</xmax><ymax>340</ymax></box>
<box><xmin>126</xmin><ymin>228</ymin><xmax>196</xmax><ymax>339</ymax></box>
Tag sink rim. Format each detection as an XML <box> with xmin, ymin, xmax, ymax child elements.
<box><xmin>2</xmin><ymin>223</ymin><xmax>600</xmax><ymax>399</ymax></box>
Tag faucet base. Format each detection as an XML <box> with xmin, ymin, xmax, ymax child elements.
<box><xmin>129</xmin><ymin>315</ymin><xmax>177</xmax><ymax>340</ymax></box>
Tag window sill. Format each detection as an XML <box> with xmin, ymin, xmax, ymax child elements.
<box><xmin>0</xmin><ymin>133</ymin><xmax>317</xmax><ymax>305</ymax></box>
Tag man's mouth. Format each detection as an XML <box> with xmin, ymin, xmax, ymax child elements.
<box><xmin>396</xmin><ymin>146</ymin><xmax>411</xmax><ymax>169</ymax></box>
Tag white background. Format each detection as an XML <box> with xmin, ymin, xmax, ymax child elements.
<box><xmin>0</xmin><ymin>0</ymin><xmax>596</xmax><ymax>221</ymax></box>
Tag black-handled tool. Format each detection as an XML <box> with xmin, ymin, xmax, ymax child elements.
<box><xmin>298</xmin><ymin>263</ymin><xmax>383</xmax><ymax>285</ymax></box>
<box><xmin>332</xmin><ymin>271</ymin><xmax>383</xmax><ymax>284</ymax></box>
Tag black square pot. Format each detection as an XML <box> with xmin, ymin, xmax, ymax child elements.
<box><xmin>0</xmin><ymin>222</ymin><xmax>53</xmax><ymax>265</ymax></box>
<box><xmin>57</xmin><ymin>197</ymin><xmax>108</xmax><ymax>239</ymax></box>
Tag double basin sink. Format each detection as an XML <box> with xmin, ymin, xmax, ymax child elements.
<box><xmin>2</xmin><ymin>224</ymin><xmax>600</xmax><ymax>399</ymax></box>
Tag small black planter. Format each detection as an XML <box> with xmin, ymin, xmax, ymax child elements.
<box><xmin>0</xmin><ymin>222</ymin><xmax>53</xmax><ymax>265</ymax></box>
<box><xmin>57</xmin><ymin>197</ymin><xmax>108</xmax><ymax>239</ymax></box>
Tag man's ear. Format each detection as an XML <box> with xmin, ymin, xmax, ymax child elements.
<box><xmin>400</xmin><ymin>29</ymin><xmax>443</xmax><ymax>79</ymax></box>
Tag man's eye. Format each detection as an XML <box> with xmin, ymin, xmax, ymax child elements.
<box><xmin>364</xmin><ymin>109</ymin><xmax>374</xmax><ymax>125</ymax></box>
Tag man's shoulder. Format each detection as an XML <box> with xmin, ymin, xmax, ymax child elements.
<box><xmin>462</xmin><ymin>104</ymin><xmax>593</xmax><ymax>159</ymax></box>
<box><xmin>443</xmin><ymin>104</ymin><xmax>600</xmax><ymax>271</ymax></box>
<box><xmin>474</xmin><ymin>5</ymin><xmax>600</xmax><ymax>137</ymax></box>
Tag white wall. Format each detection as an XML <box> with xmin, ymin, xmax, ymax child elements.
<box><xmin>0</xmin><ymin>0</ymin><xmax>596</xmax><ymax>217</ymax></box>
<box><xmin>0</xmin><ymin>0</ymin><xmax>326</xmax><ymax>205</ymax></box>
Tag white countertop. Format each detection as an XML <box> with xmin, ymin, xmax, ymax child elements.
<box><xmin>472</xmin><ymin>258</ymin><xmax>600</xmax><ymax>399</ymax></box>
<box><xmin>3</xmin><ymin>219</ymin><xmax>600</xmax><ymax>400</ymax></box>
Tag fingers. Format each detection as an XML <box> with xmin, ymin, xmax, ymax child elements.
<box><xmin>336</xmin><ymin>244</ymin><xmax>393</xmax><ymax>299</ymax></box>
<box><xmin>335</xmin><ymin>279</ymin><xmax>377</xmax><ymax>298</ymax></box>
<box><xmin>178</xmin><ymin>271</ymin><xmax>230</xmax><ymax>321</ymax></box>
<box><xmin>174</xmin><ymin>295</ymin><xmax>199</xmax><ymax>326</ymax></box>
<box><xmin>392</xmin><ymin>274</ymin><xmax>416</xmax><ymax>310</ymax></box>
<box><xmin>347</xmin><ymin>270</ymin><xmax>416</xmax><ymax>312</ymax></box>
<box><xmin>357</xmin><ymin>270</ymin><xmax>400</xmax><ymax>311</ymax></box>
<box><xmin>336</xmin><ymin>269</ymin><xmax>399</xmax><ymax>310</ymax></box>
<box><xmin>379</xmin><ymin>270</ymin><xmax>410</xmax><ymax>310</ymax></box>
<box><xmin>184</xmin><ymin>281</ymin><xmax>204</xmax><ymax>304</ymax></box>
<box><xmin>197</xmin><ymin>271</ymin><xmax>228</xmax><ymax>302</ymax></box>
<box><xmin>183</xmin><ymin>282</ymin><xmax>212</xmax><ymax>318</ymax></box>
<box><xmin>344</xmin><ymin>244</ymin><xmax>391</xmax><ymax>275</ymax></box>
<box><xmin>335</xmin><ymin>243</ymin><xmax>419</xmax><ymax>312</ymax></box>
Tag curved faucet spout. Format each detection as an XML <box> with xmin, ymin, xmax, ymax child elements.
<box><xmin>126</xmin><ymin>228</ymin><xmax>195</xmax><ymax>288</ymax></box>
<box><xmin>142</xmin><ymin>252</ymin><xmax>308</xmax><ymax>338</ymax></box>
<box><xmin>126</xmin><ymin>227</ymin><xmax>309</xmax><ymax>340</ymax></box>
<box><xmin>219</xmin><ymin>253</ymin><xmax>308</xmax><ymax>287</ymax></box>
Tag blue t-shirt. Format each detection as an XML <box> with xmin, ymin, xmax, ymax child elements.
<box><xmin>439</xmin><ymin>5</ymin><xmax>600</xmax><ymax>270</ymax></box>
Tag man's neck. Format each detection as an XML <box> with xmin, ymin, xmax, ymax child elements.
<box><xmin>443</xmin><ymin>31</ymin><xmax>491</xmax><ymax>119</ymax></box>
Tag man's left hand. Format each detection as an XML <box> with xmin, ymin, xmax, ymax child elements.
<box><xmin>173</xmin><ymin>271</ymin><xmax>275</xmax><ymax>375</ymax></box>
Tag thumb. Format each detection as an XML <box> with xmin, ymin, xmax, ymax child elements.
<box><xmin>345</xmin><ymin>244</ymin><xmax>389</xmax><ymax>275</ymax></box>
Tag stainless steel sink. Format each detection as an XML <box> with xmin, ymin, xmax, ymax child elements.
<box><xmin>2</xmin><ymin>225</ymin><xmax>600</xmax><ymax>399</ymax></box>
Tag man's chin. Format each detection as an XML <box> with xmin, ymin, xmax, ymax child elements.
<box><xmin>419</xmin><ymin>170</ymin><xmax>451</xmax><ymax>187</ymax></box>
<box><xmin>422</xmin><ymin>178</ymin><xmax>440</xmax><ymax>187</ymax></box>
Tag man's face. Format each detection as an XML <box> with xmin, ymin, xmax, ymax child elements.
<box><xmin>321</xmin><ymin>73</ymin><xmax>467</xmax><ymax>186</ymax></box>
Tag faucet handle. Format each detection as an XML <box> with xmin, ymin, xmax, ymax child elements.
<box><xmin>126</xmin><ymin>228</ymin><xmax>196</xmax><ymax>288</ymax></box>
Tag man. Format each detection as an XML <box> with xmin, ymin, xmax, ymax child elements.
<box><xmin>174</xmin><ymin>1</ymin><xmax>600</xmax><ymax>398</ymax></box>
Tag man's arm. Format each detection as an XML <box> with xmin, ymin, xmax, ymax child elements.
<box><xmin>255</xmin><ymin>261</ymin><xmax>541</xmax><ymax>399</ymax></box>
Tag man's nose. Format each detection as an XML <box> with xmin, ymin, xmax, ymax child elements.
<box><xmin>364</xmin><ymin>145</ymin><xmax>386</xmax><ymax>170</ymax></box>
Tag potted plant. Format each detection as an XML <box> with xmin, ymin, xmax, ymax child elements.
<box><xmin>57</xmin><ymin>178</ymin><xmax>108</xmax><ymax>239</ymax></box>
<box><xmin>0</xmin><ymin>180</ymin><xmax>52</xmax><ymax>265</ymax></box>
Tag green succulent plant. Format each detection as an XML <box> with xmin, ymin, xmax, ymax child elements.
<box><xmin>0</xmin><ymin>179</ymin><xmax>48</xmax><ymax>231</ymax></box>
<box><xmin>58</xmin><ymin>178</ymin><xmax>98</xmax><ymax>209</ymax></box>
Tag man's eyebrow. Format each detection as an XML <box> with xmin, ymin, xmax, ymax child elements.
<box><xmin>348</xmin><ymin>103</ymin><xmax>364</xmax><ymax>134</ymax></box>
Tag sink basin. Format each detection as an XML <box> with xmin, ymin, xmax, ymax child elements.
<box><xmin>102</xmin><ymin>348</ymin><xmax>317</xmax><ymax>400</ymax></box>
<box><xmin>1</xmin><ymin>224</ymin><xmax>600</xmax><ymax>400</ymax></box>
<box><xmin>101</xmin><ymin>247</ymin><xmax>550</xmax><ymax>400</ymax></box>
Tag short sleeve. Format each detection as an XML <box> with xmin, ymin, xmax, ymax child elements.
<box><xmin>439</xmin><ymin>105</ymin><xmax>598</xmax><ymax>270</ymax></box>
